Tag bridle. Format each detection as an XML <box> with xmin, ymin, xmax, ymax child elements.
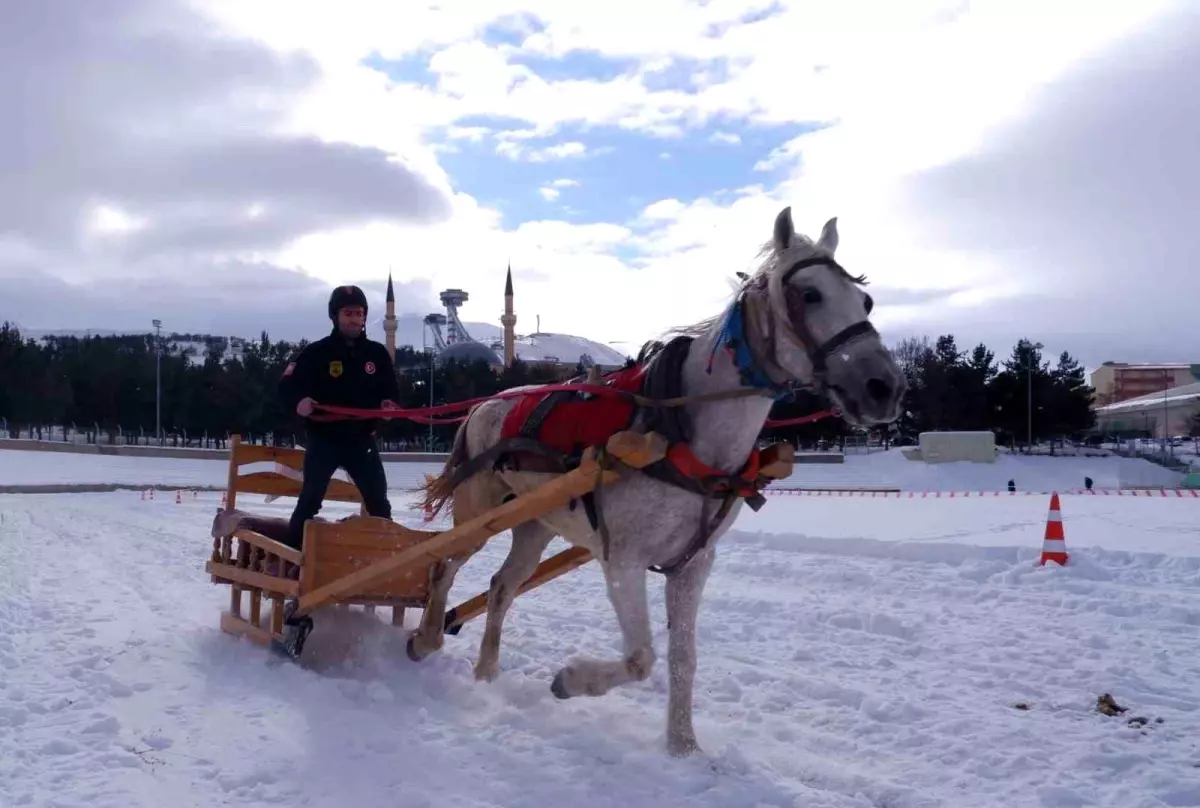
<box><xmin>722</xmin><ymin>254</ymin><xmax>879</xmax><ymax>399</ymax></box>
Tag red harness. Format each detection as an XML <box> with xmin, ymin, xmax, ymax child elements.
<box><xmin>500</xmin><ymin>366</ymin><xmax>764</xmax><ymax>497</ymax></box>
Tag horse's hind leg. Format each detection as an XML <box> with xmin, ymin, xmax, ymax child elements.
<box><xmin>473</xmin><ymin>520</ymin><xmax>555</xmax><ymax>681</ymax></box>
<box><xmin>551</xmin><ymin>558</ymin><xmax>655</xmax><ymax>699</ymax></box>
<box><xmin>407</xmin><ymin>556</ymin><xmax>466</xmax><ymax>661</ymax></box>
<box><xmin>663</xmin><ymin>546</ymin><xmax>715</xmax><ymax>757</ymax></box>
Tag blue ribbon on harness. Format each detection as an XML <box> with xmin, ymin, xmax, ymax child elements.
<box><xmin>707</xmin><ymin>296</ymin><xmax>796</xmax><ymax>401</ymax></box>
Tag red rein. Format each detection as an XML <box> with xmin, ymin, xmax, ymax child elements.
<box><xmin>307</xmin><ymin>382</ymin><xmax>838</xmax><ymax>429</ymax></box>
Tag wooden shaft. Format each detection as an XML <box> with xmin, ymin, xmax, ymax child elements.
<box><xmin>294</xmin><ymin>430</ymin><xmax>665</xmax><ymax>618</ymax></box>
<box><xmin>444</xmin><ymin>546</ymin><xmax>593</xmax><ymax>634</ymax></box>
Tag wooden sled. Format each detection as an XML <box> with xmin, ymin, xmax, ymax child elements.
<box><xmin>206</xmin><ymin>431</ymin><xmax>673</xmax><ymax>657</ymax></box>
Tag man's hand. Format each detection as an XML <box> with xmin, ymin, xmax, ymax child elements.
<box><xmin>297</xmin><ymin>397</ymin><xmax>317</xmax><ymax>417</ymax></box>
<box><xmin>381</xmin><ymin>399</ymin><xmax>399</xmax><ymax>411</ymax></box>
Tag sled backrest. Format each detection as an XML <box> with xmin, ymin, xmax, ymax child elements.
<box><xmin>224</xmin><ymin>434</ymin><xmax>364</xmax><ymax>511</ymax></box>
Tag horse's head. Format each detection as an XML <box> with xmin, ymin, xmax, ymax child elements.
<box><xmin>745</xmin><ymin>206</ymin><xmax>906</xmax><ymax>426</ymax></box>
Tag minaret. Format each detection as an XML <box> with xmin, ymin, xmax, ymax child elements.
<box><xmin>383</xmin><ymin>272</ymin><xmax>397</xmax><ymax>362</ymax></box>
<box><xmin>501</xmin><ymin>264</ymin><xmax>517</xmax><ymax>368</ymax></box>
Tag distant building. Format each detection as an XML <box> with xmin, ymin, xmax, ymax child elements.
<box><xmin>406</xmin><ymin>264</ymin><xmax>629</xmax><ymax>377</ymax></box>
<box><xmin>1093</xmin><ymin>381</ymin><xmax>1200</xmax><ymax>438</ymax></box>
<box><xmin>434</xmin><ymin>340</ymin><xmax>504</xmax><ymax>370</ymax></box>
<box><xmin>1089</xmin><ymin>362</ymin><xmax>1200</xmax><ymax>406</ymax></box>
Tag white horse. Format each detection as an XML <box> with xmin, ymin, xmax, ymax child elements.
<box><xmin>416</xmin><ymin>206</ymin><xmax>906</xmax><ymax>756</ymax></box>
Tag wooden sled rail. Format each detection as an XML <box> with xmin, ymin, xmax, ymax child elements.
<box><xmin>291</xmin><ymin>430</ymin><xmax>668</xmax><ymax>619</ymax></box>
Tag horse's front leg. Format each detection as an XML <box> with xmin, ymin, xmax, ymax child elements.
<box><xmin>474</xmin><ymin>522</ymin><xmax>554</xmax><ymax>681</ymax></box>
<box><xmin>551</xmin><ymin>557</ymin><xmax>654</xmax><ymax>699</ymax></box>
<box><xmin>664</xmin><ymin>546</ymin><xmax>715</xmax><ymax>757</ymax></box>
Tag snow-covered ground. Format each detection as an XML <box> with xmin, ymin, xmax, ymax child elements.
<box><xmin>2</xmin><ymin>452</ymin><xmax>1200</xmax><ymax>807</ymax></box>
<box><xmin>0</xmin><ymin>444</ymin><xmax>1186</xmax><ymax>493</ymax></box>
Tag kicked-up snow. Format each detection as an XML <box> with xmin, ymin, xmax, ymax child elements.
<box><xmin>1</xmin><ymin>456</ymin><xmax>1199</xmax><ymax>807</ymax></box>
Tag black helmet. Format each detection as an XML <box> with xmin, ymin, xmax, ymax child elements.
<box><xmin>328</xmin><ymin>285</ymin><xmax>368</xmax><ymax>320</ymax></box>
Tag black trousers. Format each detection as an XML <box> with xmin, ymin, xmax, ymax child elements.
<box><xmin>286</xmin><ymin>432</ymin><xmax>392</xmax><ymax>550</ymax></box>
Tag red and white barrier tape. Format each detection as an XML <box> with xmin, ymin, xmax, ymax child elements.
<box><xmin>764</xmin><ymin>487</ymin><xmax>1200</xmax><ymax>498</ymax></box>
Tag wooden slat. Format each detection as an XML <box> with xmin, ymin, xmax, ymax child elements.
<box><xmin>340</xmin><ymin>596</ymin><xmax>428</xmax><ymax>608</ymax></box>
<box><xmin>205</xmin><ymin>561</ymin><xmax>300</xmax><ymax>597</ymax></box>
<box><xmin>294</xmin><ymin>430</ymin><xmax>667</xmax><ymax>617</ymax></box>
<box><xmin>444</xmin><ymin>546</ymin><xmax>593</xmax><ymax>633</ymax></box>
<box><xmin>220</xmin><ymin>612</ymin><xmax>277</xmax><ymax>646</ymax></box>
<box><xmin>231</xmin><ymin>441</ymin><xmax>307</xmax><ymax>467</ymax></box>
<box><xmin>307</xmin><ymin>562</ymin><xmax>429</xmax><ymax>599</ymax></box>
<box><xmin>308</xmin><ymin>524</ymin><xmax>442</xmax><ymax>553</ymax></box>
<box><xmin>232</xmin><ymin>529</ymin><xmax>305</xmax><ymax>566</ymax></box>
<box><xmin>305</xmin><ymin>516</ymin><xmax>437</xmax><ymax>600</ymax></box>
<box><xmin>232</xmin><ymin>472</ymin><xmax>362</xmax><ymax>504</ymax></box>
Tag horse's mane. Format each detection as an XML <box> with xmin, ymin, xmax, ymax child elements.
<box><xmin>662</xmin><ymin>233</ymin><xmax>868</xmax><ymax>341</ymax></box>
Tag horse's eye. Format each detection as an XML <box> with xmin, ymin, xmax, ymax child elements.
<box><xmin>802</xmin><ymin>288</ymin><xmax>822</xmax><ymax>305</ymax></box>
<box><xmin>863</xmin><ymin>293</ymin><xmax>874</xmax><ymax>314</ymax></box>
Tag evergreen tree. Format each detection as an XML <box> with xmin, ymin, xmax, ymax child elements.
<box><xmin>0</xmin><ymin>319</ymin><xmax>1114</xmax><ymax>451</ymax></box>
<box><xmin>1047</xmin><ymin>351</ymin><xmax>1096</xmax><ymax>445</ymax></box>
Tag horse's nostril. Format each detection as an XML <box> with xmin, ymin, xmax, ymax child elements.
<box><xmin>866</xmin><ymin>378</ymin><xmax>891</xmax><ymax>402</ymax></box>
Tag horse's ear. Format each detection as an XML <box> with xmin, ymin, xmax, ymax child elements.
<box><xmin>773</xmin><ymin>206</ymin><xmax>794</xmax><ymax>251</ymax></box>
<box><xmin>817</xmin><ymin>216</ymin><xmax>839</xmax><ymax>254</ymax></box>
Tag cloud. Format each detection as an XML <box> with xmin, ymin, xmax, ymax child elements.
<box><xmin>497</xmin><ymin>139</ymin><xmax>589</xmax><ymax>162</ymax></box>
<box><xmin>885</xmin><ymin>3</ymin><xmax>1200</xmax><ymax>363</ymax></box>
<box><xmin>0</xmin><ymin>0</ymin><xmax>452</xmax><ymax>319</ymax></box>
<box><xmin>0</xmin><ymin>258</ymin><xmax>435</xmax><ymax>345</ymax></box>
<box><xmin>7</xmin><ymin>0</ymin><xmax>1194</xmax><ymax>376</ymax></box>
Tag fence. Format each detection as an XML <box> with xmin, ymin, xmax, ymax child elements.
<box><xmin>0</xmin><ymin>420</ymin><xmax>444</xmax><ymax>453</ymax></box>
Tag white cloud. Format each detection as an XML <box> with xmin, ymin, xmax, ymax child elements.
<box><xmin>538</xmin><ymin>178</ymin><xmax>579</xmax><ymax>201</ymax></box>
<box><xmin>497</xmin><ymin>140</ymin><xmax>589</xmax><ymax>162</ymax></box>
<box><xmin>198</xmin><ymin>0</ymin><xmax>1193</xmax><ymax>361</ymax></box>
<box><xmin>710</xmin><ymin>131</ymin><xmax>741</xmax><ymax>145</ymax></box>
<box><xmin>7</xmin><ymin>0</ymin><xmax>1192</xmax><ymax>367</ymax></box>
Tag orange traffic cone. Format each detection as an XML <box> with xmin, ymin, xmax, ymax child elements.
<box><xmin>1040</xmin><ymin>492</ymin><xmax>1069</xmax><ymax>566</ymax></box>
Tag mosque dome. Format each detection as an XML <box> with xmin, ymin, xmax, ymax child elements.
<box><xmin>435</xmin><ymin>340</ymin><xmax>503</xmax><ymax>368</ymax></box>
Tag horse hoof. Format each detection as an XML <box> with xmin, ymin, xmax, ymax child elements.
<box><xmin>550</xmin><ymin>670</ymin><xmax>571</xmax><ymax>699</ymax></box>
<box><xmin>406</xmin><ymin>636</ymin><xmax>424</xmax><ymax>662</ymax></box>
<box><xmin>667</xmin><ymin>739</ymin><xmax>703</xmax><ymax>758</ymax></box>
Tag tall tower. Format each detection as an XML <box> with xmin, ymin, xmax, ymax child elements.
<box><xmin>501</xmin><ymin>263</ymin><xmax>517</xmax><ymax>368</ymax></box>
<box><xmin>383</xmin><ymin>272</ymin><xmax>397</xmax><ymax>362</ymax></box>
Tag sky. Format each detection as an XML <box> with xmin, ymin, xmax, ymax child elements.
<box><xmin>1</xmin><ymin>0</ymin><xmax>1196</xmax><ymax>370</ymax></box>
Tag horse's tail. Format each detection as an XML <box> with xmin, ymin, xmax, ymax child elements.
<box><xmin>416</xmin><ymin>418</ymin><xmax>470</xmax><ymax>518</ymax></box>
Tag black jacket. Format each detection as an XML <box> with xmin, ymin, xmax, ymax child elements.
<box><xmin>278</xmin><ymin>327</ymin><xmax>401</xmax><ymax>440</ymax></box>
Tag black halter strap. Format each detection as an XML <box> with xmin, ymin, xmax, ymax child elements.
<box><xmin>778</xmin><ymin>255</ymin><xmax>878</xmax><ymax>378</ymax></box>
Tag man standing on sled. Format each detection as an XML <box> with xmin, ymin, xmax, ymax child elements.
<box><xmin>277</xmin><ymin>285</ymin><xmax>401</xmax><ymax>550</ymax></box>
